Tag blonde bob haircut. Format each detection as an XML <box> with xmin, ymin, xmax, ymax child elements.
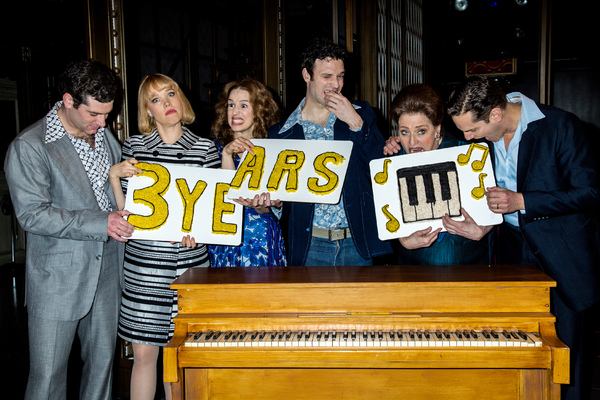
<box><xmin>137</xmin><ymin>74</ymin><xmax>195</xmax><ymax>135</ymax></box>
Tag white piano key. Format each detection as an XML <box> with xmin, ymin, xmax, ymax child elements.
<box><xmin>307</xmin><ymin>331</ymin><xmax>319</xmax><ymax>347</ymax></box>
<box><xmin>219</xmin><ymin>331</ymin><xmax>233</xmax><ymax>347</ymax></box>
<box><xmin>524</xmin><ymin>332</ymin><xmax>542</xmax><ymax>347</ymax></box>
<box><xmin>447</xmin><ymin>331</ymin><xmax>459</xmax><ymax>347</ymax></box>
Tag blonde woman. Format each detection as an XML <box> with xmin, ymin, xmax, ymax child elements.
<box><xmin>109</xmin><ymin>74</ymin><xmax>220</xmax><ymax>400</ymax></box>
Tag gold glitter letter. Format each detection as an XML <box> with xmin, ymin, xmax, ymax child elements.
<box><xmin>307</xmin><ymin>152</ymin><xmax>344</xmax><ymax>195</ymax></box>
<box><xmin>212</xmin><ymin>182</ymin><xmax>237</xmax><ymax>235</ymax></box>
<box><xmin>266</xmin><ymin>150</ymin><xmax>305</xmax><ymax>192</ymax></box>
<box><xmin>176</xmin><ymin>179</ymin><xmax>207</xmax><ymax>232</ymax></box>
<box><xmin>229</xmin><ymin>146</ymin><xmax>266</xmax><ymax>191</ymax></box>
<box><xmin>128</xmin><ymin>162</ymin><xmax>170</xmax><ymax>231</ymax></box>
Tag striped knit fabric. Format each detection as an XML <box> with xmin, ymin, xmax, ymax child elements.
<box><xmin>117</xmin><ymin>128</ymin><xmax>220</xmax><ymax>346</ymax></box>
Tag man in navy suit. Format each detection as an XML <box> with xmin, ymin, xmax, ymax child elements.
<box><xmin>268</xmin><ymin>37</ymin><xmax>392</xmax><ymax>266</ymax></box>
<box><xmin>445</xmin><ymin>75</ymin><xmax>600</xmax><ymax>400</ymax></box>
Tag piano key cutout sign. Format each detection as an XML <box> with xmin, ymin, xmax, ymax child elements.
<box><xmin>370</xmin><ymin>143</ymin><xmax>503</xmax><ymax>240</ymax></box>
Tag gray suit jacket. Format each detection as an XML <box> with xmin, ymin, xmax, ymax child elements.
<box><xmin>4</xmin><ymin>118</ymin><xmax>125</xmax><ymax>321</ymax></box>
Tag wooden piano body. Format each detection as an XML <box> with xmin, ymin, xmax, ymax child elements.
<box><xmin>164</xmin><ymin>265</ymin><xmax>569</xmax><ymax>400</ymax></box>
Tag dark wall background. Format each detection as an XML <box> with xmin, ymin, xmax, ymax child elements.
<box><xmin>423</xmin><ymin>0</ymin><xmax>600</xmax><ymax>163</ymax></box>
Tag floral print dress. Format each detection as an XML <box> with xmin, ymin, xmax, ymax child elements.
<box><xmin>208</xmin><ymin>140</ymin><xmax>287</xmax><ymax>267</ymax></box>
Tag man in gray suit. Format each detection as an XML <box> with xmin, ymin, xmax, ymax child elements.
<box><xmin>4</xmin><ymin>60</ymin><xmax>134</xmax><ymax>400</ymax></box>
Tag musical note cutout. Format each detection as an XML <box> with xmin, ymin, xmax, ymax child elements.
<box><xmin>374</xmin><ymin>159</ymin><xmax>391</xmax><ymax>185</ymax></box>
<box><xmin>381</xmin><ymin>204</ymin><xmax>400</xmax><ymax>233</ymax></box>
<box><xmin>457</xmin><ymin>143</ymin><xmax>489</xmax><ymax>172</ymax></box>
<box><xmin>471</xmin><ymin>173</ymin><xmax>487</xmax><ymax>200</ymax></box>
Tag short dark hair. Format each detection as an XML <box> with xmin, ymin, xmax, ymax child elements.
<box><xmin>390</xmin><ymin>84</ymin><xmax>445</xmax><ymax>128</ymax></box>
<box><xmin>446</xmin><ymin>76</ymin><xmax>507</xmax><ymax>123</ymax></box>
<box><xmin>300</xmin><ymin>37</ymin><xmax>347</xmax><ymax>79</ymax></box>
<box><xmin>57</xmin><ymin>60</ymin><xmax>121</xmax><ymax>108</ymax></box>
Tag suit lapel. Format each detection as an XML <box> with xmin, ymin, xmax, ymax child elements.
<box><xmin>103</xmin><ymin>131</ymin><xmax>121</xmax><ymax>210</ymax></box>
<box><xmin>46</xmin><ymin>135</ymin><xmax>99</xmax><ymax>208</ymax></box>
<box><xmin>516</xmin><ymin>121</ymin><xmax>540</xmax><ymax>193</ymax></box>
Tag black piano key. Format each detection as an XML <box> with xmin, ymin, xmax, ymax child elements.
<box><xmin>422</xmin><ymin>173</ymin><xmax>436</xmax><ymax>204</ymax></box>
<box><xmin>406</xmin><ymin>175</ymin><xmax>418</xmax><ymax>206</ymax></box>
<box><xmin>193</xmin><ymin>331</ymin><xmax>203</xmax><ymax>340</ymax></box>
<box><xmin>438</xmin><ymin>170</ymin><xmax>452</xmax><ymax>201</ymax></box>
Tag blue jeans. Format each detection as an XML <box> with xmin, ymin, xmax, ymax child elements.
<box><xmin>304</xmin><ymin>236</ymin><xmax>372</xmax><ymax>267</ymax></box>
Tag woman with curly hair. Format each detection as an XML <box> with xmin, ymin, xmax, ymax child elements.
<box><xmin>208</xmin><ymin>77</ymin><xmax>287</xmax><ymax>267</ymax></box>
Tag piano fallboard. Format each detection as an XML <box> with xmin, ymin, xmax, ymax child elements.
<box><xmin>165</xmin><ymin>265</ymin><xmax>569</xmax><ymax>400</ymax></box>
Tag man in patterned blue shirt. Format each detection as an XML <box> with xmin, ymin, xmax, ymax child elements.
<box><xmin>4</xmin><ymin>60</ymin><xmax>134</xmax><ymax>400</ymax></box>
<box><xmin>269</xmin><ymin>37</ymin><xmax>392</xmax><ymax>266</ymax></box>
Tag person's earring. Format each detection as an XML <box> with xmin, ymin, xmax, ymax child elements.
<box><xmin>148</xmin><ymin>114</ymin><xmax>154</xmax><ymax>119</ymax></box>
<box><xmin>435</xmin><ymin>135</ymin><xmax>440</xmax><ymax>142</ymax></box>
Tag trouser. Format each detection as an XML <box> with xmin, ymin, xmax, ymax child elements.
<box><xmin>304</xmin><ymin>234</ymin><xmax>372</xmax><ymax>267</ymax></box>
<box><xmin>498</xmin><ymin>223</ymin><xmax>593</xmax><ymax>400</ymax></box>
<box><xmin>25</xmin><ymin>254</ymin><xmax>121</xmax><ymax>400</ymax></box>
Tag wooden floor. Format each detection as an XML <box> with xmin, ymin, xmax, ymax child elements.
<box><xmin>1</xmin><ymin>262</ymin><xmax>599</xmax><ymax>400</ymax></box>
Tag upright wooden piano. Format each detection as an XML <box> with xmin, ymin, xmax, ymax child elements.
<box><xmin>164</xmin><ymin>265</ymin><xmax>569</xmax><ymax>400</ymax></box>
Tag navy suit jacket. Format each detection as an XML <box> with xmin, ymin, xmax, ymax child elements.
<box><xmin>493</xmin><ymin>103</ymin><xmax>600</xmax><ymax>312</ymax></box>
<box><xmin>268</xmin><ymin>100</ymin><xmax>393</xmax><ymax>266</ymax></box>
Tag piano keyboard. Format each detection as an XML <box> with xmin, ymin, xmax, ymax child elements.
<box><xmin>184</xmin><ymin>329</ymin><xmax>542</xmax><ymax>348</ymax></box>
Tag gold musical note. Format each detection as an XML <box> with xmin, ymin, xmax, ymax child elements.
<box><xmin>374</xmin><ymin>159</ymin><xmax>391</xmax><ymax>185</ymax></box>
<box><xmin>457</xmin><ymin>143</ymin><xmax>489</xmax><ymax>172</ymax></box>
<box><xmin>471</xmin><ymin>173</ymin><xmax>487</xmax><ymax>200</ymax></box>
<box><xmin>382</xmin><ymin>204</ymin><xmax>400</xmax><ymax>233</ymax></box>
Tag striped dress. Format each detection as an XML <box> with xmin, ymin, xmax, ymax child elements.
<box><xmin>117</xmin><ymin>128</ymin><xmax>220</xmax><ymax>346</ymax></box>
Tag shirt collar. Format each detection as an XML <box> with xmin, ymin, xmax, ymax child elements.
<box><xmin>277</xmin><ymin>97</ymin><xmax>362</xmax><ymax>134</ymax></box>
<box><xmin>278</xmin><ymin>98</ymin><xmax>306</xmax><ymax>134</ymax></box>
<box><xmin>45</xmin><ymin>101</ymin><xmax>67</xmax><ymax>144</ymax></box>
<box><xmin>506</xmin><ymin>92</ymin><xmax>545</xmax><ymax>135</ymax></box>
<box><xmin>45</xmin><ymin>101</ymin><xmax>106</xmax><ymax>146</ymax></box>
<box><xmin>143</xmin><ymin>126</ymin><xmax>198</xmax><ymax>150</ymax></box>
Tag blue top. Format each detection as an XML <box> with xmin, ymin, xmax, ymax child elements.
<box><xmin>277</xmin><ymin>98</ymin><xmax>350</xmax><ymax>230</ymax></box>
<box><xmin>395</xmin><ymin>133</ymin><xmax>491</xmax><ymax>265</ymax></box>
<box><xmin>208</xmin><ymin>140</ymin><xmax>287</xmax><ymax>267</ymax></box>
